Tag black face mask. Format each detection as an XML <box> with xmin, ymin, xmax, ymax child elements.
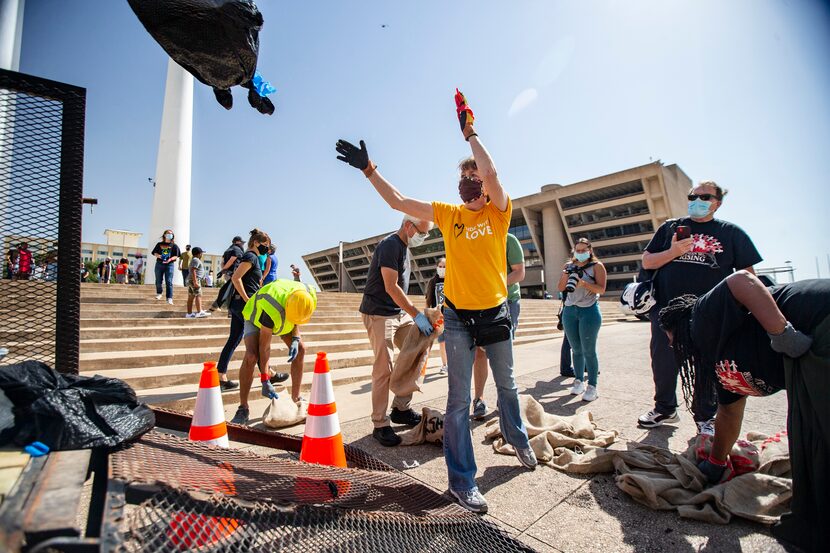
<box><xmin>257</xmin><ymin>244</ymin><xmax>269</xmax><ymax>255</ymax></box>
<box><xmin>458</xmin><ymin>176</ymin><xmax>484</xmax><ymax>203</ymax></box>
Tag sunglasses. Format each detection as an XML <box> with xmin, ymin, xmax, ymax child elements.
<box><xmin>688</xmin><ymin>193</ymin><xmax>718</xmax><ymax>201</ymax></box>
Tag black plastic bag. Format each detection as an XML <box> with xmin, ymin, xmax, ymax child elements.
<box><xmin>0</xmin><ymin>361</ymin><xmax>155</xmax><ymax>450</ymax></box>
<box><xmin>127</xmin><ymin>0</ymin><xmax>274</xmax><ymax>114</ymax></box>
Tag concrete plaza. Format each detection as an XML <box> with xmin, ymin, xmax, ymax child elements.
<box><xmin>235</xmin><ymin>321</ymin><xmax>789</xmax><ymax>553</ymax></box>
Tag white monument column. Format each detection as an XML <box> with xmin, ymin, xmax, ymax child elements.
<box><xmin>0</xmin><ymin>0</ymin><xmax>25</xmax><ymax>250</ymax></box>
<box><xmin>0</xmin><ymin>0</ymin><xmax>24</xmax><ymax>71</ymax></box>
<box><xmin>147</xmin><ymin>59</ymin><xmax>192</xmax><ymax>288</ymax></box>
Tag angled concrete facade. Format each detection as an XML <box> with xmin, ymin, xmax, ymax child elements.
<box><xmin>303</xmin><ymin>161</ymin><xmax>692</xmax><ymax>298</ymax></box>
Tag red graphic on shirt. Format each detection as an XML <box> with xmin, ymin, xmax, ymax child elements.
<box><xmin>715</xmin><ymin>359</ymin><xmax>765</xmax><ymax>397</ymax></box>
<box><xmin>676</xmin><ymin>234</ymin><xmax>723</xmax><ymax>267</ymax></box>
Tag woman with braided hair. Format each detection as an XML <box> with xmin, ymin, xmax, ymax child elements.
<box><xmin>658</xmin><ymin>270</ymin><xmax>829</xmax><ymax>552</ymax></box>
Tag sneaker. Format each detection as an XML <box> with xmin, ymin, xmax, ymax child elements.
<box><xmin>471</xmin><ymin>398</ymin><xmax>487</xmax><ymax>420</ymax></box>
<box><xmin>582</xmin><ymin>385</ymin><xmax>598</xmax><ymax>402</ymax></box>
<box><xmin>155</xmin><ymin>294</ymin><xmax>162</xmax><ymax>300</ymax></box>
<box><xmin>449</xmin><ymin>488</ymin><xmax>488</xmax><ymax>514</ymax></box>
<box><xmin>195</xmin><ymin>311</ymin><xmax>211</xmax><ymax>318</ymax></box>
<box><xmin>184</xmin><ymin>313</ymin><xmax>196</xmax><ymax>319</ymax></box>
<box><xmin>390</xmin><ymin>407</ymin><xmax>422</xmax><ymax>427</ymax></box>
<box><xmin>230</xmin><ymin>406</ymin><xmax>249</xmax><ymax>425</ymax></box>
<box><xmin>560</xmin><ymin>369</ymin><xmax>575</xmax><ymax>377</ymax></box>
<box><xmin>439</xmin><ymin>365</ymin><xmax>448</xmax><ymax>375</ymax></box>
<box><xmin>637</xmin><ymin>409</ymin><xmax>680</xmax><ymax>428</ymax></box>
<box><xmin>515</xmin><ymin>446</ymin><xmax>538</xmax><ymax>470</ymax></box>
<box><xmin>372</xmin><ymin>426</ymin><xmax>401</xmax><ymax>447</ymax></box>
<box><xmin>167</xmin><ymin>298</ymin><xmax>174</xmax><ymax>305</ymax></box>
<box><xmin>569</xmin><ymin>379</ymin><xmax>585</xmax><ymax>395</ymax></box>
<box><xmin>219</xmin><ymin>380</ymin><xmax>239</xmax><ymax>391</ymax></box>
<box><xmin>696</xmin><ymin>418</ymin><xmax>716</xmax><ymax>437</ymax></box>
<box><xmin>269</xmin><ymin>372</ymin><xmax>289</xmax><ymax>384</ymax></box>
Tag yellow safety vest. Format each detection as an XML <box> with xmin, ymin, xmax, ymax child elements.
<box><xmin>242</xmin><ymin>279</ymin><xmax>317</xmax><ymax>336</ymax></box>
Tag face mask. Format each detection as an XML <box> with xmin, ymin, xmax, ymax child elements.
<box><xmin>257</xmin><ymin>244</ymin><xmax>268</xmax><ymax>255</ymax></box>
<box><xmin>574</xmin><ymin>251</ymin><xmax>591</xmax><ymax>262</ymax></box>
<box><xmin>688</xmin><ymin>199</ymin><xmax>712</xmax><ymax>218</ymax></box>
<box><xmin>458</xmin><ymin>176</ymin><xmax>484</xmax><ymax>203</ymax></box>
<box><xmin>436</xmin><ymin>267</ymin><xmax>446</xmax><ymax>278</ymax></box>
<box><xmin>164</xmin><ymin>233</ymin><xmax>173</xmax><ymax>240</ymax></box>
<box><xmin>408</xmin><ymin>231</ymin><xmax>427</xmax><ymax>248</ymax></box>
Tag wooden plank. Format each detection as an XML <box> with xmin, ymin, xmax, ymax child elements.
<box><xmin>0</xmin><ymin>456</ymin><xmax>47</xmax><ymax>551</ymax></box>
<box><xmin>21</xmin><ymin>449</ymin><xmax>91</xmax><ymax>545</ymax></box>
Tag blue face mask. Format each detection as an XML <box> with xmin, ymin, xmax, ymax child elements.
<box><xmin>574</xmin><ymin>251</ymin><xmax>591</xmax><ymax>262</ymax></box>
<box><xmin>688</xmin><ymin>199</ymin><xmax>712</xmax><ymax>219</ymax></box>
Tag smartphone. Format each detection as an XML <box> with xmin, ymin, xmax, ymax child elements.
<box><xmin>675</xmin><ymin>225</ymin><xmax>691</xmax><ymax>240</ymax></box>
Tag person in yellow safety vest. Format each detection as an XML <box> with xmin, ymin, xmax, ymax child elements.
<box><xmin>230</xmin><ymin>279</ymin><xmax>318</xmax><ymax>425</ymax></box>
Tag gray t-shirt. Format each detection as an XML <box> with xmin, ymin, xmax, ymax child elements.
<box><xmin>189</xmin><ymin>257</ymin><xmax>205</xmax><ymax>284</ymax></box>
<box><xmin>564</xmin><ymin>265</ymin><xmax>599</xmax><ymax>308</ymax></box>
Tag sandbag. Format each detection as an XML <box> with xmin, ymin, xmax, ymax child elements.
<box><xmin>262</xmin><ymin>389</ymin><xmax>307</xmax><ymax>429</ymax></box>
<box><xmin>0</xmin><ymin>361</ymin><xmax>154</xmax><ymax>450</ymax></box>
<box><xmin>389</xmin><ymin>308</ymin><xmax>442</xmax><ymax>397</ymax></box>
<box><xmin>400</xmin><ymin>407</ymin><xmax>444</xmax><ymax>446</ymax></box>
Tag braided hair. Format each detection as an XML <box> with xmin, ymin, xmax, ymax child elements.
<box><xmin>658</xmin><ymin>294</ymin><xmax>716</xmax><ymax>411</ymax></box>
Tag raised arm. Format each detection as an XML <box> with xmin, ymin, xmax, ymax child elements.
<box><xmin>335</xmin><ymin>139</ymin><xmax>434</xmax><ymax>222</ymax></box>
<box><xmin>455</xmin><ymin>89</ymin><xmax>507</xmax><ymax>211</ymax></box>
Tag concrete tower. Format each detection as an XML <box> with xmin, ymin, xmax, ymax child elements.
<box><xmin>147</xmin><ymin>59</ymin><xmax>193</xmax><ymax>287</ymax></box>
<box><xmin>0</xmin><ymin>0</ymin><xmax>24</xmax><ymax>71</ymax></box>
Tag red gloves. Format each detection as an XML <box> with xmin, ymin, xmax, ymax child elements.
<box><xmin>455</xmin><ymin>88</ymin><xmax>475</xmax><ymax>132</ymax></box>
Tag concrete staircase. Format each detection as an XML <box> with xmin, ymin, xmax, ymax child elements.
<box><xmin>78</xmin><ymin>283</ymin><xmax>635</xmax><ymax>411</ymax></box>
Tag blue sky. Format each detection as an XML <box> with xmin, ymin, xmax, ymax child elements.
<box><xmin>19</xmin><ymin>0</ymin><xmax>830</xmax><ymax>280</ymax></box>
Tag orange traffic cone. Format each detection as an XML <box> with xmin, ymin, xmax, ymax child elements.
<box><xmin>189</xmin><ymin>362</ymin><xmax>229</xmax><ymax>448</ymax></box>
<box><xmin>300</xmin><ymin>352</ymin><xmax>347</xmax><ymax>467</ymax></box>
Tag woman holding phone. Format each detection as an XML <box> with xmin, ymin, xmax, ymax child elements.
<box><xmin>636</xmin><ymin>181</ymin><xmax>762</xmax><ymax>436</ymax></box>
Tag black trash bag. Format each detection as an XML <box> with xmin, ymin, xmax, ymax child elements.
<box><xmin>127</xmin><ymin>0</ymin><xmax>274</xmax><ymax>114</ymax></box>
<box><xmin>0</xmin><ymin>361</ymin><xmax>155</xmax><ymax>450</ymax></box>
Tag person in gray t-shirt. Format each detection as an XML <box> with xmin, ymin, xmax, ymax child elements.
<box><xmin>186</xmin><ymin>247</ymin><xmax>211</xmax><ymax>319</ymax></box>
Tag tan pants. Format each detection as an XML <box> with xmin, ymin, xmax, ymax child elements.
<box><xmin>362</xmin><ymin>311</ymin><xmax>414</xmax><ymax>428</ymax></box>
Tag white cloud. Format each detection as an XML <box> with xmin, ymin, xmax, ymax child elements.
<box><xmin>508</xmin><ymin>88</ymin><xmax>539</xmax><ymax>117</ymax></box>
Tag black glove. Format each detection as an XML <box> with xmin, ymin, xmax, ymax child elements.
<box><xmin>335</xmin><ymin>139</ymin><xmax>370</xmax><ymax>171</ymax></box>
<box><xmin>697</xmin><ymin>458</ymin><xmax>726</xmax><ymax>485</ymax></box>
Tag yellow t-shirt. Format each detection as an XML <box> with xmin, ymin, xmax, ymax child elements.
<box><xmin>432</xmin><ymin>198</ymin><xmax>512</xmax><ymax>310</ymax></box>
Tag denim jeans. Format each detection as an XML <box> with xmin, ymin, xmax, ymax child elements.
<box><xmin>154</xmin><ymin>262</ymin><xmax>175</xmax><ymax>300</ymax></box>
<box><xmin>507</xmin><ymin>299</ymin><xmax>520</xmax><ymax>339</ymax></box>
<box><xmin>561</xmin><ymin>303</ymin><xmax>602</xmax><ymax>386</ymax></box>
<box><xmin>443</xmin><ymin>306</ymin><xmax>530</xmax><ymax>493</ymax></box>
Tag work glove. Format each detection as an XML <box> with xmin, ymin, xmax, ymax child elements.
<box><xmin>697</xmin><ymin>458</ymin><xmax>726</xmax><ymax>485</ymax></box>
<box><xmin>768</xmin><ymin>322</ymin><xmax>812</xmax><ymax>358</ymax></box>
<box><xmin>414</xmin><ymin>312</ymin><xmax>434</xmax><ymax>337</ymax></box>
<box><xmin>454</xmin><ymin>88</ymin><xmax>475</xmax><ymax>132</ymax></box>
<box><xmin>261</xmin><ymin>376</ymin><xmax>278</xmax><ymax>399</ymax></box>
<box><xmin>335</xmin><ymin>139</ymin><xmax>370</xmax><ymax>171</ymax></box>
<box><xmin>287</xmin><ymin>337</ymin><xmax>301</xmax><ymax>362</ymax></box>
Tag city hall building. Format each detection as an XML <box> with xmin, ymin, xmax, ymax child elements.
<box><xmin>303</xmin><ymin>161</ymin><xmax>692</xmax><ymax>298</ymax></box>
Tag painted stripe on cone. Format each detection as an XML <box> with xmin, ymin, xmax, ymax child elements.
<box><xmin>307</xmin><ymin>402</ymin><xmax>337</xmax><ymax>417</ymax></box>
<box><xmin>304</xmin><ymin>413</ymin><xmax>341</xmax><ymax>439</ymax></box>
<box><xmin>199</xmin><ymin>366</ymin><xmax>220</xmax><ymax>388</ymax></box>
<box><xmin>310</xmin><ymin>372</ymin><xmax>335</xmax><ymax>405</ymax></box>
<box><xmin>300</xmin><ymin>434</ymin><xmax>347</xmax><ymax>467</ymax></box>
<box><xmin>189</xmin><ymin>421</ymin><xmax>228</xmax><ymax>441</ymax></box>
<box><xmin>192</xmin><ymin>388</ymin><xmax>227</xmax><ymax>427</ymax></box>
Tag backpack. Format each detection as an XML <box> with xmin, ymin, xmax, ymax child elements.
<box><xmin>619</xmin><ymin>219</ymin><xmax>680</xmax><ymax>316</ymax></box>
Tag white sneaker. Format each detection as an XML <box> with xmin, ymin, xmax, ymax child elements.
<box><xmin>696</xmin><ymin>418</ymin><xmax>716</xmax><ymax>437</ymax></box>
<box><xmin>184</xmin><ymin>313</ymin><xmax>196</xmax><ymax>319</ymax></box>
<box><xmin>439</xmin><ymin>365</ymin><xmax>448</xmax><ymax>375</ymax></box>
<box><xmin>167</xmin><ymin>298</ymin><xmax>174</xmax><ymax>305</ymax></box>
<box><xmin>569</xmin><ymin>379</ymin><xmax>585</xmax><ymax>395</ymax></box>
<box><xmin>582</xmin><ymin>385</ymin><xmax>598</xmax><ymax>402</ymax></box>
<box><xmin>155</xmin><ymin>294</ymin><xmax>162</xmax><ymax>300</ymax></box>
<box><xmin>195</xmin><ymin>311</ymin><xmax>211</xmax><ymax>318</ymax></box>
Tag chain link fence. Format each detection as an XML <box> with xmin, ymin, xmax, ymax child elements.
<box><xmin>0</xmin><ymin>69</ymin><xmax>85</xmax><ymax>373</ymax></box>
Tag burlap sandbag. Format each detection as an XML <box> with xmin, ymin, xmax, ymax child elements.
<box><xmin>400</xmin><ymin>407</ymin><xmax>444</xmax><ymax>446</ymax></box>
<box><xmin>262</xmin><ymin>387</ymin><xmax>307</xmax><ymax>429</ymax></box>
<box><xmin>389</xmin><ymin>308</ymin><xmax>443</xmax><ymax>397</ymax></box>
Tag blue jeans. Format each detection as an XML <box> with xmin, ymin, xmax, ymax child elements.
<box><xmin>443</xmin><ymin>306</ymin><xmax>530</xmax><ymax>493</ymax></box>
<box><xmin>561</xmin><ymin>303</ymin><xmax>602</xmax><ymax>386</ymax></box>
<box><xmin>154</xmin><ymin>262</ymin><xmax>175</xmax><ymax>300</ymax></box>
<box><xmin>508</xmin><ymin>299</ymin><xmax>520</xmax><ymax>338</ymax></box>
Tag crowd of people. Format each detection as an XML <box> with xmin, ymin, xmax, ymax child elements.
<box><xmin>4</xmin><ymin>243</ymin><xmax>57</xmax><ymax>281</ymax></box>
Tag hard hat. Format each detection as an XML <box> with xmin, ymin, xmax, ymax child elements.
<box><xmin>285</xmin><ymin>289</ymin><xmax>315</xmax><ymax>325</ymax></box>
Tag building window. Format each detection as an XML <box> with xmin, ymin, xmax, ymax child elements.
<box><xmin>343</xmin><ymin>247</ymin><xmax>363</xmax><ymax>259</ymax></box>
<box><xmin>565</xmin><ymin>200</ymin><xmax>650</xmax><ymax>227</ymax></box>
<box><xmin>559</xmin><ymin>179</ymin><xmax>644</xmax><ymax>210</ymax></box>
<box><xmin>509</xmin><ymin>224</ymin><xmax>531</xmax><ymax>240</ymax></box>
<box><xmin>411</xmin><ymin>240</ymin><xmax>446</xmax><ymax>255</ymax></box>
<box><xmin>308</xmin><ymin>256</ymin><xmax>328</xmax><ymax>266</ymax></box>
<box><xmin>344</xmin><ymin>258</ymin><xmax>368</xmax><ymax>269</ymax></box>
<box><xmin>573</xmin><ymin>221</ymin><xmax>654</xmax><ymax>243</ymax></box>
<box><xmin>604</xmin><ymin>260</ymin><xmax>642</xmax><ymax>274</ymax></box>
<box><xmin>81</xmin><ymin>249</ymin><xmax>92</xmax><ymax>254</ymax></box>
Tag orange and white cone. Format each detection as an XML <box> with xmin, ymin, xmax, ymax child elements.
<box><xmin>300</xmin><ymin>352</ymin><xmax>347</xmax><ymax>467</ymax></box>
<box><xmin>188</xmin><ymin>361</ymin><xmax>229</xmax><ymax>448</ymax></box>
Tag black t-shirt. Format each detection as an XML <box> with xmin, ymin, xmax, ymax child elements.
<box><xmin>237</xmin><ymin>251</ymin><xmax>263</xmax><ymax>298</ymax></box>
<box><xmin>359</xmin><ymin>234</ymin><xmax>410</xmax><ymax>316</ymax></box>
<box><xmin>645</xmin><ymin>218</ymin><xmax>762</xmax><ymax>308</ymax></box>
<box><xmin>691</xmin><ymin>278</ymin><xmax>830</xmax><ymax>404</ymax></box>
<box><xmin>425</xmin><ymin>275</ymin><xmax>445</xmax><ymax>309</ymax></box>
<box><xmin>222</xmin><ymin>243</ymin><xmax>244</xmax><ymax>275</ymax></box>
<box><xmin>151</xmin><ymin>242</ymin><xmax>181</xmax><ymax>265</ymax></box>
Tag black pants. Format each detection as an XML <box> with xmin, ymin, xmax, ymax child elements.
<box><xmin>775</xmin><ymin>315</ymin><xmax>830</xmax><ymax>552</ymax></box>
<box><xmin>217</xmin><ymin>302</ymin><xmax>245</xmax><ymax>375</ymax></box>
<box><xmin>649</xmin><ymin>311</ymin><xmax>716</xmax><ymax>421</ymax></box>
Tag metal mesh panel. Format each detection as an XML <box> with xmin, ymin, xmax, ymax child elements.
<box><xmin>108</xmin><ymin>432</ymin><xmax>534</xmax><ymax>552</ymax></box>
<box><xmin>0</xmin><ymin>69</ymin><xmax>85</xmax><ymax>373</ymax></box>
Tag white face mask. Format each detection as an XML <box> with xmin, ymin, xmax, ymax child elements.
<box><xmin>436</xmin><ymin>267</ymin><xmax>446</xmax><ymax>278</ymax></box>
<box><xmin>408</xmin><ymin>231</ymin><xmax>428</xmax><ymax>248</ymax></box>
